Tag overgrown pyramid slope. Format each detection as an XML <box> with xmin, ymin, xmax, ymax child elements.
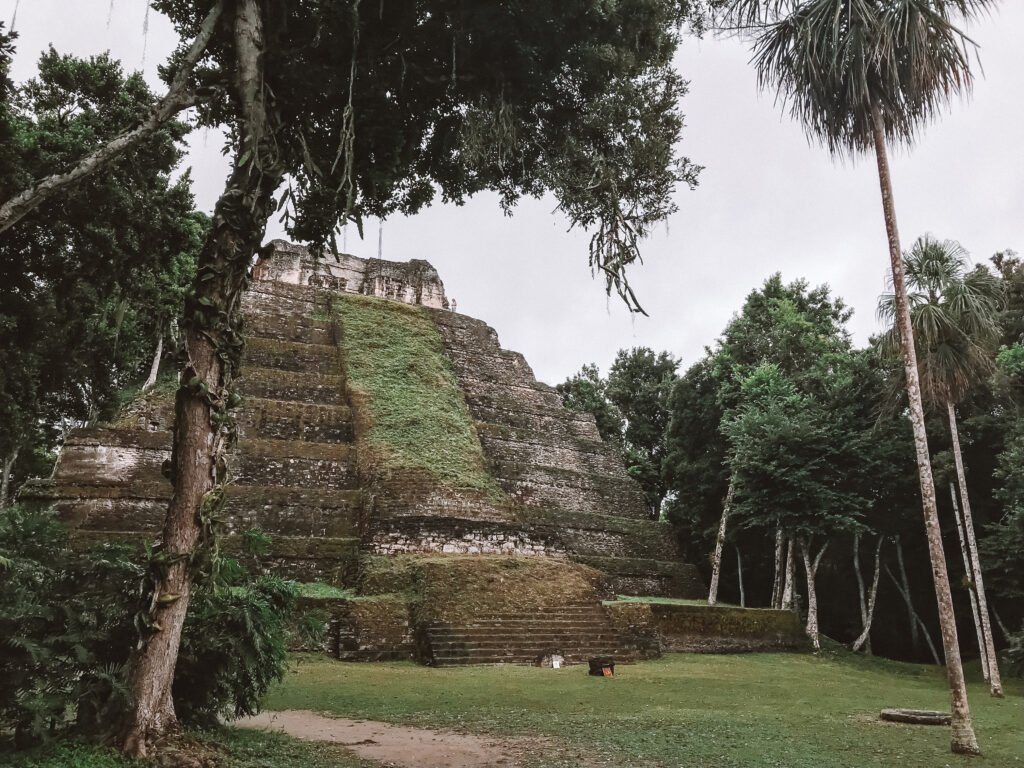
<box><xmin>25</xmin><ymin>242</ymin><xmax>803</xmax><ymax>663</ymax></box>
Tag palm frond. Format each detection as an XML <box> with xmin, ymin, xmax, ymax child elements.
<box><xmin>733</xmin><ymin>0</ymin><xmax>994</xmax><ymax>155</ymax></box>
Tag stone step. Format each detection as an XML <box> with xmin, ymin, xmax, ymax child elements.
<box><xmin>243</xmin><ymin>337</ymin><xmax>341</xmax><ymax>376</ymax></box>
<box><xmin>236</xmin><ymin>367</ymin><xmax>347</xmax><ymax>405</ymax></box>
<box><xmin>244</xmin><ymin>310</ymin><xmax>335</xmax><ymax>347</ymax></box>
<box><xmin>431</xmin><ymin>649</ymin><xmax>630</xmax><ymax>666</ymax></box>
<box><xmin>430</xmin><ymin>625</ymin><xmax>612</xmax><ymax>639</ymax></box>
<box><xmin>69</xmin><ymin>528</ymin><xmax>359</xmax><ymax>561</ymax></box>
<box><xmin>231</xmin><ymin>438</ymin><xmax>357</xmax><ymax>489</ymax></box>
<box><xmin>429</xmin><ymin>636</ymin><xmax>626</xmax><ymax>650</ymax></box>
<box><xmin>237</xmin><ymin>398</ymin><xmax>354</xmax><ymax>443</ymax></box>
<box><xmin>223</xmin><ymin>485</ymin><xmax>362</xmax><ymax>538</ymax></box>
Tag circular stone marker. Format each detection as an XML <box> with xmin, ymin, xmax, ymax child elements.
<box><xmin>879</xmin><ymin>708</ymin><xmax>952</xmax><ymax>726</ymax></box>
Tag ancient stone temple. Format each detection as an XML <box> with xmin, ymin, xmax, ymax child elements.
<box><xmin>24</xmin><ymin>241</ymin><xmax>803</xmax><ymax>664</ymax></box>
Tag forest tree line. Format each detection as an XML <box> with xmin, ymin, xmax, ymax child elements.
<box><xmin>558</xmin><ymin>257</ymin><xmax>1024</xmax><ymax>668</ymax></box>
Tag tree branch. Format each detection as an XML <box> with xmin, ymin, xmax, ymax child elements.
<box><xmin>0</xmin><ymin>0</ymin><xmax>224</xmax><ymax>234</ymax></box>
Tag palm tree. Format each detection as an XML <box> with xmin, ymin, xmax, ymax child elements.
<box><xmin>879</xmin><ymin>236</ymin><xmax>1005</xmax><ymax>697</ymax></box>
<box><xmin>721</xmin><ymin>0</ymin><xmax>997</xmax><ymax>754</ymax></box>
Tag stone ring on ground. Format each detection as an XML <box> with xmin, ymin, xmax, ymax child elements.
<box><xmin>879</xmin><ymin>708</ymin><xmax>952</xmax><ymax>725</ymax></box>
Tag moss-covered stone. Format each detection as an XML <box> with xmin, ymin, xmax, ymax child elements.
<box><xmin>604</xmin><ymin>601</ymin><xmax>808</xmax><ymax>653</ymax></box>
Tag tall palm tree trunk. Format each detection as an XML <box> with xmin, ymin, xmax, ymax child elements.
<box><xmin>708</xmin><ymin>478</ymin><xmax>734</xmax><ymax>606</ymax></box>
<box><xmin>871</xmin><ymin>105</ymin><xmax>979</xmax><ymax>755</ymax></box>
<box><xmin>946</xmin><ymin>400</ymin><xmax>1003</xmax><ymax>697</ymax></box>
<box><xmin>950</xmin><ymin>481</ymin><xmax>989</xmax><ymax>680</ymax></box>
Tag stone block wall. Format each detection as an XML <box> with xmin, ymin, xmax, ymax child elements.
<box><xmin>606</xmin><ymin>601</ymin><xmax>808</xmax><ymax>653</ymax></box>
<box><xmin>425</xmin><ymin>308</ymin><xmax>703</xmax><ymax>598</ymax></box>
<box><xmin>252</xmin><ymin>240</ymin><xmax>448</xmax><ymax>309</ymax></box>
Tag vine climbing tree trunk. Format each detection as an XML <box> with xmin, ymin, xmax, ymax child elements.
<box><xmin>871</xmin><ymin>106</ymin><xmax>978</xmax><ymax>755</ymax></box>
<box><xmin>707</xmin><ymin>479</ymin><xmax>734</xmax><ymax>606</ymax></box>
<box><xmin>946</xmin><ymin>400</ymin><xmax>1002</xmax><ymax>697</ymax></box>
<box><xmin>119</xmin><ymin>0</ymin><xmax>285</xmax><ymax>756</ymax></box>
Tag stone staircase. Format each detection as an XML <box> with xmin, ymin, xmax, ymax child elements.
<box><xmin>423</xmin><ymin>604</ymin><xmax>655</xmax><ymax>666</ymax></box>
<box><xmin>232</xmin><ymin>282</ymin><xmax>362</xmax><ymax>582</ymax></box>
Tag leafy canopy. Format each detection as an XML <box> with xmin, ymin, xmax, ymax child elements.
<box><xmin>156</xmin><ymin>0</ymin><xmax>710</xmax><ymax>311</ymax></box>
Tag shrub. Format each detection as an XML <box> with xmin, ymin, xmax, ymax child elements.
<box><xmin>0</xmin><ymin>506</ymin><xmax>315</xmax><ymax>746</ymax></box>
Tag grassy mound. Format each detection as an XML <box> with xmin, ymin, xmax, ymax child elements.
<box><xmin>266</xmin><ymin>652</ymin><xmax>1024</xmax><ymax>768</ymax></box>
<box><xmin>332</xmin><ymin>294</ymin><xmax>502</xmax><ymax>497</ymax></box>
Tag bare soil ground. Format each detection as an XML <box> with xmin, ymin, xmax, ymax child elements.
<box><xmin>235</xmin><ymin>709</ymin><xmax>562</xmax><ymax>768</ymax></box>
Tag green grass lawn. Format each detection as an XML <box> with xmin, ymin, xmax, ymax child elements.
<box><xmin>2</xmin><ymin>729</ymin><xmax>376</xmax><ymax>768</ymax></box>
<box><xmin>264</xmin><ymin>651</ymin><xmax>1024</xmax><ymax>768</ymax></box>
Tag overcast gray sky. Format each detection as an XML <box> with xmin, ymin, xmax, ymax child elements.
<box><xmin>5</xmin><ymin>1</ymin><xmax>1022</xmax><ymax>385</ymax></box>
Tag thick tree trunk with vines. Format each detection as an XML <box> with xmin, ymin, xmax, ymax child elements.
<box><xmin>946</xmin><ymin>400</ymin><xmax>1002</xmax><ymax>697</ymax></box>
<box><xmin>120</xmin><ymin>0</ymin><xmax>284</xmax><ymax>756</ymax></box>
<box><xmin>0</xmin><ymin>2</ymin><xmax>224</xmax><ymax>234</ymax></box>
<box><xmin>871</xmin><ymin>105</ymin><xmax>979</xmax><ymax>755</ymax></box>
<box><xmin>708</xmin><ymin>478</ymin><xmax>734</xmax><ymax>606</ymax></box>
<box><xmin>950</xmin><ymin>481</ymin><xmax>988</xmax><ymax>679</ymax></box>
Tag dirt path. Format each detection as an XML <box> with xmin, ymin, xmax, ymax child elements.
<box><xmin>235</xmin><ymin>709</ymin><xmax>555</xmax><ymax>767</ymax></box>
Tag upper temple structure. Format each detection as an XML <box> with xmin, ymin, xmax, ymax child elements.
<box><xmin>23</xmin><ymin>241</ymin><xmax>803</xmax><ymax>664</ymax></box>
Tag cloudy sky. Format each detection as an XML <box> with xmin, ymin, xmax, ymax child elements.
<box><xmin>5</xmin><ymin>1</ymin><xmax>1022</xmax><ymax>385</ymax></box>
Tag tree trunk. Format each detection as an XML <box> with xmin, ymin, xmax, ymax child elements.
<box><xmin>946</xmin><ymin>400</ymin><xmax>1002</xmax><ymax>697</ymax></box>
<box><xmin>0</xmin><ymin>2</ymin><xmax>224</xmax><ymax>234</ymax></box>
<box><xmin>886</xmin><ymin>565</ymin><xmax>942</xmax><ymax>665</ymax></box>
<box><xmin>142</xmin><ymin>334</ymin><xmax>164</xmax><ymax>392</ymax></box>
<box><xmin>771</xmin><ymin>527</ymin><xmax>785</xmax><ymax>609</ymax></box>
<box><xmin>119</xmin><ymin>0</ymin><xmax>284</xmax><ymax>756</ymax></box>
<box><xmin>853</xmin><ymin>535</ymin><xmax>868</xmax><ymax>650</ymax></box>
<box><xmin>0</xmin><ymin>446</ymin><xmax>19</xmax><ymax>510</ymax></box>
<box><xmin>950</xmin><ymin>481</ymin><xmax>989</xmax><ymax>680</ymax></box>
<box><xmin>853</xmin><ymin>537</ymin><xmax>883</xmax><ymax>653</ymax></box>
<box><xmin>991</xmin><ymin>607</ymin><xmax>1011</xmax><ymax>643</ymax></box>
<box><xmin>735</xmin><ymin>545</ymin><xmax>745</xmax><ymax>608</ymax></box>
<box><xmin>895</xmin><ymin>535</ymin><xmax>920</xmax><ymax>653</ymax></box>
<box><xmin>799</xmin><ymin>539</ymin><xmax>827</xmax><ymax>651</ymax></box>
<box><xmin>782</xmin><ymin>537</ymin><xmax>796</xmax><ymax>611</ymax></box>
<box><xmin>708</xmin><ymin>478</ymin><xmax>734</xmax><ymax>606</ymax></box>
<box><xmin>871</xmin><ymin>105</ymin><xmax>979</xmax><ymax>755</ymax></box>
